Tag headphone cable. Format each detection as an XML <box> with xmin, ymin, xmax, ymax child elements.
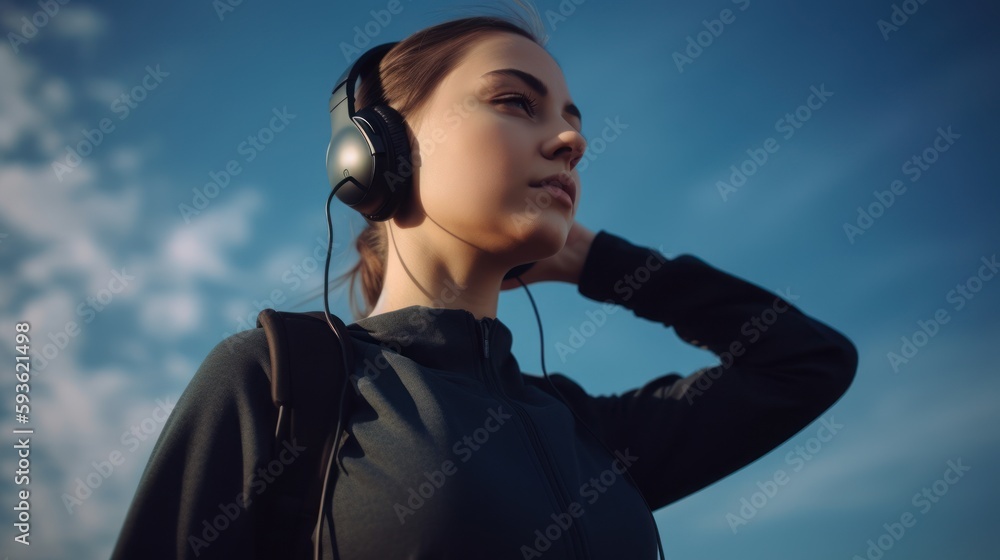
<box><xmin>315</xmin><ymin>186</ymin><xmax>350</xmax><ymax>560</ymax></box>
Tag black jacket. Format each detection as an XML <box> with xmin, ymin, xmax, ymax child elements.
<box><xmin>111</xmin><ymin>230</ymin><xmax>858</xmax><ymax>559</ymax></box>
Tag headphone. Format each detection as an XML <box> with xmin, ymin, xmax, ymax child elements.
<box><xmin>315</xmin><ymin>41</ymin><xmax>665</xmax><ymax>560</ymax></box>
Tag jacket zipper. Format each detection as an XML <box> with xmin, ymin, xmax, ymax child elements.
<box><xmin>478</xmin><ymin>318</ymin><xmax>590</xmax><ymax>560</ymax></box>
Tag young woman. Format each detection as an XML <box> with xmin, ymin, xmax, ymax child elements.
<box><xmin>111</xmin><ymin>10</ymin><xmax>858</xmax><ymax>560</ymax></box>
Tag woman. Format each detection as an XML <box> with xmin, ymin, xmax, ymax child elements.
<box><xmin>111</xmin><ymin>9</ymin><xmax>858</xmax><ymax>560</ymax></box>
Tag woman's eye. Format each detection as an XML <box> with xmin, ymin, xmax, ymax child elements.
<box><xmin>504</xmin><ymin>98</ymin><xmax>530</xmax><ymax>112</ymax></box>
<box><xmin>496</xmin><ymin>93</ymin><xmax>537</xmax><ymax>115</ymax></box>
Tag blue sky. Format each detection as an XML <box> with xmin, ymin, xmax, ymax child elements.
<box><xmin>1</xmin><ymin>0</ymin><xmax>998</xmax><ymax>558</ymax></box>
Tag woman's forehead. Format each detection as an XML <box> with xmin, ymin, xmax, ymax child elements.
<box><xmin>449</xmin><ymin>34</ymin><xmax>569</xmax><ymax>94</ymax></box>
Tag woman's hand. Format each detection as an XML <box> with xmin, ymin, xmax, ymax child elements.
<box><xmin>500</xmin><ymin>220</ymin><xmax>598</xmax><ymax>290</ymax></box>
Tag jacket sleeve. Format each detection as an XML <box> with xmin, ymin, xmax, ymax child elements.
<box><xmin>111</xmin><ymin>329</ymin><xmax>278</xmax><ymax>559</ymax></box>
<box><xmin>546</xmin><ymin>230</ymin><xmax>858</xmax><ymax>511</ymax></box>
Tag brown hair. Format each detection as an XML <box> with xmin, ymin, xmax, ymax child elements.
<box><xmin>328</xmin><ymin>2</ymin><xmax>547</xmax><ymax>321</ymax></box>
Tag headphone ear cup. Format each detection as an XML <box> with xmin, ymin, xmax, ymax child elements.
<box><xmin>353</xmin><ymin>104</ymin><xmax>413</xmax><ymax>221</ymax></box>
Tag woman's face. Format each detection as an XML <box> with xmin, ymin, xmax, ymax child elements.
<box><xmin>402</xmin><ymin>31</ymin><xmax>587</xmax><ymax>265</ymax></box>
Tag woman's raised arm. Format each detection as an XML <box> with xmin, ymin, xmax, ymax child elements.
<box><xmin>541</xmin><ymin>229</ymin><xmax>858</xmax><ymax>511</ymax></box>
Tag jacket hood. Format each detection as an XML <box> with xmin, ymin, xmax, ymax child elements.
<box><xmin>347</xmin><ymin>304</ymin><xmax>516</xmax><ymax>377</ymax></box>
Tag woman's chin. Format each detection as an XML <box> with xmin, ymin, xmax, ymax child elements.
<box><xmin>511</xmin><ymin>214</ymin><xmax>570</xmax><ymax>255</ymax></box>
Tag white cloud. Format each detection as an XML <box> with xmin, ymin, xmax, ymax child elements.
<box><xmin>162</xmin><ymin>188</ymin><xmax>264</xmax><ymax>283</ymax></box>
<box><xmin>0</xmin><ymin>18</ymin><xmax>193</xmax><ymax>557</ymax></box>
<box><xmin>0</xmin><ymin>47</ymin><xmax>46</xmax><ymax>151</ymax></box>
<box><xmin>50</xmin><ymin>5</ymin><xmax>109</xmax><ymax>43</ymax></box>
<box><xmin>108</xmin><ymin>147</ymin><xmax>143</xmax><ymax>174</ymax></box>
<box><xmin>18</xmin><ymin>226</ymin><xmax>111</xmax><ymax>289</ymax></box>
<box><xmin>83</xmin><ymin>77</ymin><xmax>125</xmax><ymax>106</ymax></box>
<box><xmin>138</xmin><ymin>291</ymin><xmax>202</xmax><ymax>339</ymax></box>
<box><xmin>39</xmin><ymin>74</ymin><xmax>72</xmax><ymax>113</ymax></box>
<box><xmin>0</xmin><ymin>359</ymin><xmax>175</xmax><ymax>559</ymax></box>
<box><xmin>163</xmin><ymin>352</ymin><xmax>197</xmax><ymax>381</ymax></box>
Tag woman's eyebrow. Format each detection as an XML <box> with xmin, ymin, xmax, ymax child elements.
<box><xmin>481</xmin><ymin>68</ymin><xmax>583</xmax><ymax>127</ymax></box>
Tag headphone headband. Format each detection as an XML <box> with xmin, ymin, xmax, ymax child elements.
<box><xmin>328</xmin><ymin>42</ymin><xmax>398</xmax><ymax>118</ymax></box>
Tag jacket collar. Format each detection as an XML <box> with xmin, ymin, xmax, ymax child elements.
<box><xmin>347</xmin><ymin>305</ymin><xmax>515</xmax><ymax>377</ymax></box>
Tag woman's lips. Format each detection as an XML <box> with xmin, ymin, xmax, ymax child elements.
<box><xmin>531</xmin><ymin>183</ymin><xmax>573</xmax><ymax>208</ymax></box>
